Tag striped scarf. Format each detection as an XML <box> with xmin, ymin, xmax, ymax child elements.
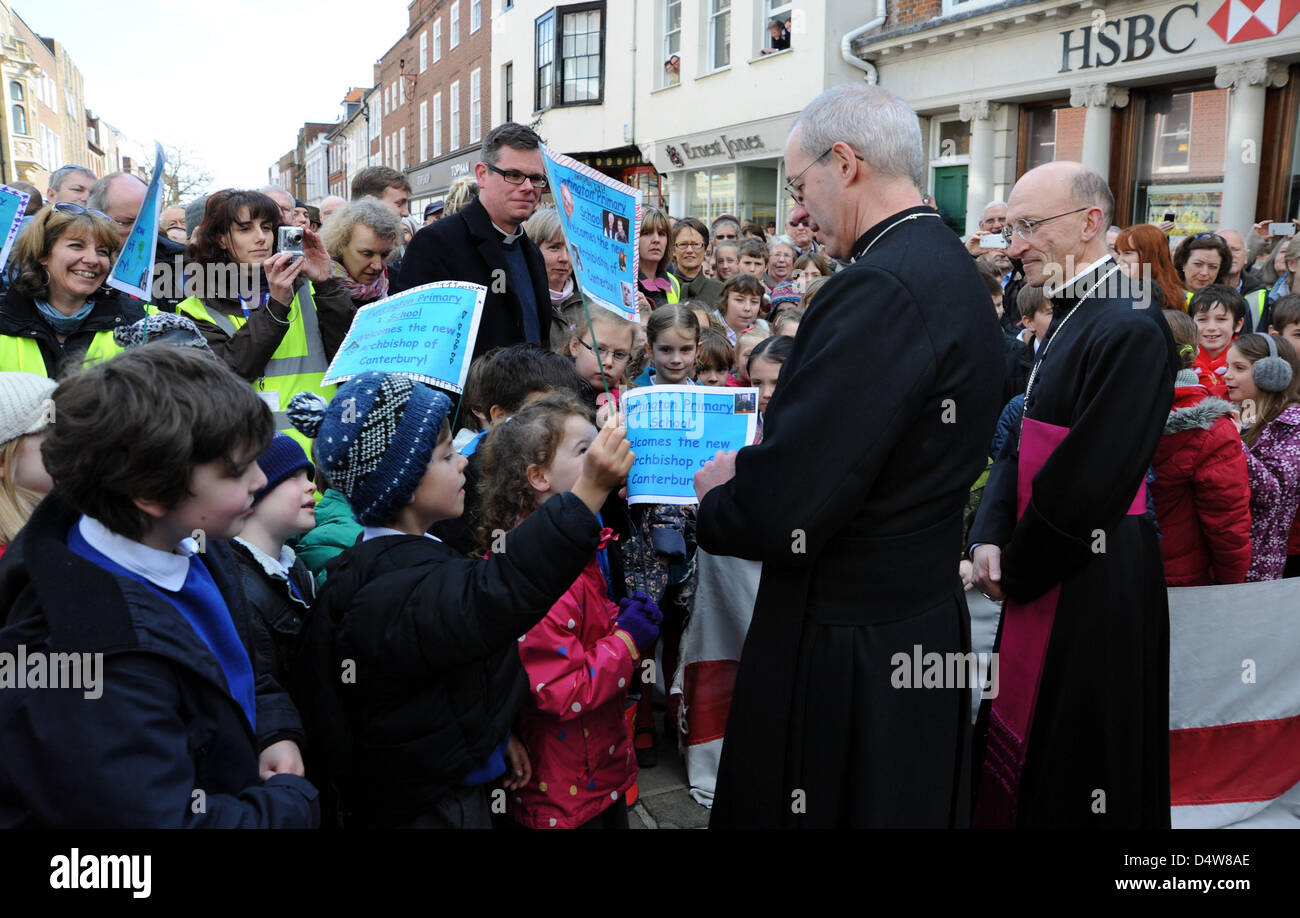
<box><xmin>330</xmin><ymin>260</ymin><xmax>388</xmax><ymax>303</ymax></box>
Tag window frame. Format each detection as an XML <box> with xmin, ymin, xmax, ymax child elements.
<box><xmin>434</xmin><ymin>18</ymin><xmax>443</xmax><ymax>62</ymax></box>
<box><xmin>470</xmin><ymin>68</ymin><xmax>482</xmax><ymax>144</ymax></box>
<box><xmin>451</xmin><ymin>1</ymin><xmax>461</xmax><ymax>49</ymax></box>
<box><xmin>707</xmin><ymin>0</ymin><xmax>731</xmax><ymax>73</ymax></box>
<box><xmin>419</xmin><ymin>30</ymin><xmax>428</xmax><ymax>72</ymax></box>
<box><xmin>661</xmin><ymin>0</ymin><xmax>681</xmax><ymax>88</ymax></box>
<box><xmin>433</xmin><ymin>91</ymin><xmax>443</xmax><ymax>158</ymax></box>
<box><xmin>419</xmin><ymin>100</ymin><xmax>428</xmax><ymax>162</ymax></box>
<box><xmin>504</xmin><ymin>61</ymin><xmax>514</xmax><ymax>123</ymax></box>
<box><xmin>450</xmin><ymin>80</ymin><xmax>461</xmax><ymax>150</ymax></box>
<box><xmin>472</xmin><ymin>0</ymin><xmax>482</xmax><ymax>32</ymax></box>
<box><xmin>11</xmin><ymin>103</ymin><xmax>26</xmax><ymax>136</ymax></box>
<box><xmin>761</xmin><ymin>0</ymin><xmax>792</xmax><ymax>54</ymax></box>
<box><xmin>535</xmin><ymin>1</ymin><xmax>606</xmax><ymax>112</ymax></box>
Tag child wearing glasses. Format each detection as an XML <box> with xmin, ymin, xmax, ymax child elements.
<box><xmin>566</xmin><ymin>306</ymin><xmax>636</xmax><ymax>423</ymax></box>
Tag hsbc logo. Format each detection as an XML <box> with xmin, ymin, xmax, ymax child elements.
<box><xmin>1207</xmin><ymin>0</ymin><xmax>1300</xmax><ymax>42</ymax></box>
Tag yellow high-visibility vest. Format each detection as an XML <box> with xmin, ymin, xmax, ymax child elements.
<box><xmin>0</xmin><ymin>329</ymin><xmax>128</xmax><ymax>377</ymax></box>
<box><xmin>178</xmin><ymin>281</ymin><xmax>335</xmax><ymax>453</ymax></box>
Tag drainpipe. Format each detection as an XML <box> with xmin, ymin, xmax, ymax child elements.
<box><xmin>840</xmin><ymin>0</ymin><xmax>887</xmax><ymax>84</ymax></box>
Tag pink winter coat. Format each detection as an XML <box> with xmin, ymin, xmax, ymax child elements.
<box><xmin>511</xmin><ymin>537</ymin><xmax>638</xmax><ymax>828</ymax></box>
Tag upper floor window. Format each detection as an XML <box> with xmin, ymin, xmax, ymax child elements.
<box><xmin>535</xmin><ymin>3</ymin><xmax>605</xmax><ymax>110</ymax></box>
<box><xmin>708</xmin><ymin>0</ymin><xmax>730</xmax><ymax>72</ymax></box>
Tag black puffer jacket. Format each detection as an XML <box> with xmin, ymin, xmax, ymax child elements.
<box><xmin>296</xmin><ymin>492</ymin><xmax>602</xmax><ymax>828</ymax></box>
<box><xmin>0</xmin><ymin>286</ymin><xmax>146</xmax><ymax>378</ymax></box>
<box><xmin>230</xmin><ymin>540</ymin><xmax>316</xmax><ymax>686</ymax></box>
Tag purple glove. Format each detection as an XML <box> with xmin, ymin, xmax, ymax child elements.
<box><xmin>616</xmin><ymin>591</ymin><xmax>663</xmax><ymax>654</ymax></box>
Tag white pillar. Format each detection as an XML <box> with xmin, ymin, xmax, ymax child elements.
<box><xmin>960</xmin><ymin>101</ymin><xmax>999</xmax><ymax>238</ymax></box>
<box><xmin>1070</xmin><ymin>84</ymin><xmax>1129</xmax><ymax>179</ymax></box>
<box><xmin>1215</xmin><ymin>60</ymin><xmax>1288</xmax><ymax>233</ymax></box>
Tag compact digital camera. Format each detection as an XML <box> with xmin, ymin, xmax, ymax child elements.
<box><xmin>278</xmin><ymin>225</ymin><xmax>305</xmax><ymax>256</ymax></box>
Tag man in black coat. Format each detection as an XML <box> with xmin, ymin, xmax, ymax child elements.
<box><xmin>395</xmin><ymin>123</ymin><xmax>551</xmax><ymax>359</ymax></box>
<box><xmin>692</xmin><ymin>84</ymin><xmax>1004</xmax><ymax>828</ymax></box>
<box><xmin>969</xmin><ymin>161</ymin><xmax>1176</xmax><ymax>828</ymax></box>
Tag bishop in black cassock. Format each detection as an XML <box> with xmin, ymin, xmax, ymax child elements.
<box><xmin>694</xmin><ymin>88</ymin><xmax>1004</xmax><ymax>827</ymax></box>
<box><xmin>969</xmin><ymin>162</ymin><xmax>1177</xmax><ymax>828</ymax></box>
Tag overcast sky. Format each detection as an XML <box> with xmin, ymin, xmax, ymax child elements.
<box><xmin>16</xmin><ymin>0</ymin><xmax>409</xmax><ymax>191</ymax></box>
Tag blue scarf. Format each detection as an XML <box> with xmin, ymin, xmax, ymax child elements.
<box><xmin>35</xmin><ymin>298</ymin><xmax>95</xmax><ymax>335</ymax></box>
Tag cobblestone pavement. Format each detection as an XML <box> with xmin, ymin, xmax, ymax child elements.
<box><xmin>628</xmin><ymin>711</ymin><xmax>709</xmax><ymax>830</ymax></box>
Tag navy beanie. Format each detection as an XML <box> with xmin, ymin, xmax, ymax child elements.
<box><xmin>253</xmin><ymin>433</ymin><xmax>315</xmax><ymax>503</ymax></box>
<box><xmin>287</xmin><ymin>373</ymin><xmax>453</xmax><ymax>525</ymax></box>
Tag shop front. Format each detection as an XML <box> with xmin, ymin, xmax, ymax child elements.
<box><xmin>640</xmin><ymin>113</ymin><xmax>796</xmax><ymax>230</ymax></box>
<box><xmin>853</xmin><ymin>0</ymin><xmax>1300</xmax><ymax>235</ymax></box>
<box><xmin>406</xmin><ymin>148</ymin><xmax>482</xmax><ymax>217</ymax></box>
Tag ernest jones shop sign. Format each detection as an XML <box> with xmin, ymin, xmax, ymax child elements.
<box><xmin>1059</xmin><ymin>0</ymin><xmax>1299</xmax><ymax>72</ymax></box>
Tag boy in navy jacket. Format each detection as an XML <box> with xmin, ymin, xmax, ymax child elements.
<box><xmin>0</xmin><ymin>345</ymin><xmax>318</xmax><ymax>827</ymax></box>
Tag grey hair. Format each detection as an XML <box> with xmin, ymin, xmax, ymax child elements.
<box><xmin>321</xmin><ymin>197</ymin><xmax>403</xmax><ymax>263</ymax></box>
<box><xmin>1068</xmin><ymin>167</ymin><xmax>1114</xmax><ymax>228</ymax></box>
<box><xmin>523</xmin><ymin>206</ymin><xmax>564</xmax><ymax>245</ymax></box>
<box><xmin>319</xmin><ymin>194</ymin><xmax>347</xmax><ymax>214</ymax></box>
<box><xmin>48</xmin><ymin>164</ymin><xmax>96</xmax><ymax>192</ymax></box>
<box><xmin>259</xmin><ymin>185</ymin><xmax>293</xmax><ymax>204</ymax></box>
<box><xmin>87</xmin><ymin>171</ymin><xmax>145</xmax><ymax>211</ymax></box>
<box><xmin>769</xmin><ymin>234</ymin><xmax>797</xmax><ymax>253</ymax></box>
<box><xmin>982</xmin><ymin>200</ymin><xmax>1007</xmax><ymax>217</ymax></box>
<box><xmin>791</xmin><ymin>83</ymin><xmax>924</xmax><ymax>189</ymax></box>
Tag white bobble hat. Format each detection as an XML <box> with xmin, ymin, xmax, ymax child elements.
<box><xmin>0</xmin><ymin>372</ymin><xmax>57</xmax><ymax>446</ymax></box>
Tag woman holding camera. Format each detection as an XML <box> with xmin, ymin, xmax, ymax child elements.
<box><xmin>0</xmin><ymin>204</ymin><xmax>147</xmax><ymax>378</ymax></box>
<box><xmin>177</xmin><ymin>189</ymin><xmax>353</xmax><ymax>449</ymax></box>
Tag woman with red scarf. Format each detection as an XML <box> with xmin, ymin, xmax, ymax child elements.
<box><xmin>321</xmin><ymin>198</ymin><xmax>403</xmax><ymax>308</ymax></box>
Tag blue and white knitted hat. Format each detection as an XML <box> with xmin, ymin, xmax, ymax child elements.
<box><xmin>287</xmin><ymin>373</ymin><xmax>452</xmax><ymax>525</ymax></box>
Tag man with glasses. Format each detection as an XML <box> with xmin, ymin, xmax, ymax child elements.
<box><xmin>87</xmin><ymin>172</ymin><xmax>186</xmax><ymax>311</ymax></box>
<box><xmin>396</xmin><ymin>123</ymin><xmax>550</xmax><ymax>358</ymax></box>
<box><xmin>692</xmin><ymin>83</ymin><xmax>1004</xmax><ymax>829</ymax></box>
<box><xmin>968</xmin><ymin>161</ymin><xmax>1176</xmax><ymax>828</ymax></box>
<box><xmin>784</xmin><ymin>212</ymin><xmax>815</xmax><ymax>256</ymax></box>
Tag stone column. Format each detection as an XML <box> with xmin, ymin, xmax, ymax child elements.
<box><xmin>960</xmin><ymin>101</ymin><xmax>1000</xmax><ymax>238</ymax></box>
<box><xmin>1215</xmin><ymin>60</ymin><xmax>1288</xmax><ymax>233</ymax></box>
<box><xmin>1069</xmin><ymin>84</ymin><xmax>1130</xmax><ymax>180</ymax></box>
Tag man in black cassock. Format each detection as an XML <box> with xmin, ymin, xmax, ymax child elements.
<box><xmin>969</xmin><ymin>161</ymin><xmax>1176</xmax><ymax>827</ymax></box>
<box><xmin>692</xmin><ymin>85</ymin><xmax>1004</xmax><ymax>828</ymax></box>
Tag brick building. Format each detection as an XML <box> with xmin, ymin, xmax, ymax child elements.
<box><xmin>4</xmin><ymin>7</ymin><xmax>90</xmax><ymax>188</ymax></box>
<box><xmin>846</xmin><ymin>0</ymin><xmax>1300</xmax><ymax>234</ymax></box>
<box><xmin>375</xmin><ymin>0</ymin><xmax>493</xmax><ymax>215</ymax></box>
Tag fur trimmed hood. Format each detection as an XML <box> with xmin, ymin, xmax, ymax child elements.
<box><xmin>1164</xmin><ymin>396</ymin><xmax>1235</xmax><ymax>435</ymax></box>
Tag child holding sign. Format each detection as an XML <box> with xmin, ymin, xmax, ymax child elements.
<box><xmin>634</xmin><ymin>304</ymin><xmax>700</xmax><ymax>387</ymax></box>
<box><xmin>478</xmin><ymin>392</ymin><xmax>660</xmax><ymax>827</ymax></box>
<box><xmin>289</xmin><ymin>374</ymin><xmax>634</xmax><ymax>828</ymax></box>
<box><xmin>566</xmin><ymin>307</ymin><xmax>636</xmax><ymax>420</ymax></box>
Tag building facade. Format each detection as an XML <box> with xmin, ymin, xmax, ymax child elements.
<box><xmin>634</xmin><ymin>0</ymin><xmax>866</xmax><ymax>227</ymax></box>
<box><xmin>491</xmin><ymin>0</ymin><xmax>654</xmax><ymax>194</ymax></box>
<box><xmin>376</xmin><ymin>0</ymin><xmax>493</xmax><ymax>216</ymax></box>
<box><xmin>849</xmin><ymin>0</ymin><xmax>1300</xmax><ymax>234</ymax></box>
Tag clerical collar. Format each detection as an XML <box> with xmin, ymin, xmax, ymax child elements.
<box><xmin>1046</xmin><ymin>255</ymin><xmax>1113</xmax><ymax>300</ymax></box>
<box><xmin>491</xmin><ymin>219</ymin><xmax>523</xmax><ymax>245</ymax></box>
<box><xmin>849</xmin><ymin>207</ymin><xmax>942</xmax><ymax>263</ymax></box>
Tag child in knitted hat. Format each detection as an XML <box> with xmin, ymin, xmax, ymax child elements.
<box><xmin>288</xmin><ymin>371</ymin><xmax>635</xmax><ymax>828</ymax></box>
<box><xmin>229</xmin><ymin>434</ymin><xmax>319</xmax><ymax>685</ymax></box>
<box><xmin>0</xmin><ymin>372</ymin><xmax>56</xmax><ymax>557</ymax></box>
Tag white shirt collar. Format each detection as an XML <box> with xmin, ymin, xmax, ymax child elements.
<box><xmin>233</xmin><ymin>537</ymin><xmax>297</xmax><ymax>580</ymax></box>
<box><xmin>1046</xmin><ymin>254</ymin><xmax>1114</xmax><ymax>298</ymax></box>
<box><xmin>362</xmin><ymin>525</ymin><xmax>441</xmax><ymax>543</ymax></box>
<box><xmin>491</xmin><ymin>219</ymin><xmax>523</xmax><ymax>245</ymax></box>
<box><xmin>77</xmin><ymin>515</ymin><xmax>196</xmax><ymax>592</ymax></box>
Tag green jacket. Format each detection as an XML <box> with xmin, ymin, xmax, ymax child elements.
<box><xmin>290</xmin><ymin>488</ymin><xmax>361</xmax><ymax>586</ymax></box>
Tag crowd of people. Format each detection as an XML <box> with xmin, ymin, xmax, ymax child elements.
<box><xmin>0</xmin><ymin>83</ymin><xmax>1298</xmax><ymax>829</ymax></box>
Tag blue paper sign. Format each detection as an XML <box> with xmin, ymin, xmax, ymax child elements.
<box><xmin>541</xmin><ymin>144</ymin><xmax>640</xmax><ymax>322</ymax></box>
<box><xmin>321</xmin><ymin>281</ymin><xmax>486</xmax><ymax>393</ymax></box>
<box><xmin>0</xmin><ymin>184</ymin><xmax>31</xmax><ymax>275</ymax></box>
<box><xmin>107</xmin><ymin>141</ymin><xmax>165</xmax><ymax>300</ymax></box>
<box><xmin>624</xmin><ymin>385</ymin><xmax>759</xmax><ymax>505</ymax></box>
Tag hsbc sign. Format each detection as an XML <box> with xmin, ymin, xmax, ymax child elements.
<box><xmin>1060</xmin><ymin>0</ymin><xmax>1298</xmax><ymax>71</ymax></box>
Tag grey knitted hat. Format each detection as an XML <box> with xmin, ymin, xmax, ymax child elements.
<box><xmin>0</xmin><ymin>372</ymin><xmax>56</xmax><ymax>445</ymax></box>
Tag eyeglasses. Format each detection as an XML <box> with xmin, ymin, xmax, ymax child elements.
<box><xmin>485</xmin><ymin>162</ymin><xmax>548</xmax><ymax>189</ymax></box>
<box><xmin>675</xmin><ymin>241</ymin><xmax>704</xmax><ymax>250</ymax></box>
<box><xmin>579</xmin><ymin>339</ymin><xmax>631</xmax><ymax>363</ymax></box>
<box><xmin>1000</xmin><ymin>206</ymin><xmax>1090</xmax><ymax>242</ymax></box>
<box><xmin>53</xmin><ymin>201</ymin><xmax>117</xmax><ymax>223</ymax></box>
<box><xmin>784</xmin><ymin>145</ymin><xmax>866</xmax><ymax>206</ymax></box>
<box><xmin>787</xmin><ymin>218</ymin><xmax>809</xmax><ymax>227</ymax></box>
